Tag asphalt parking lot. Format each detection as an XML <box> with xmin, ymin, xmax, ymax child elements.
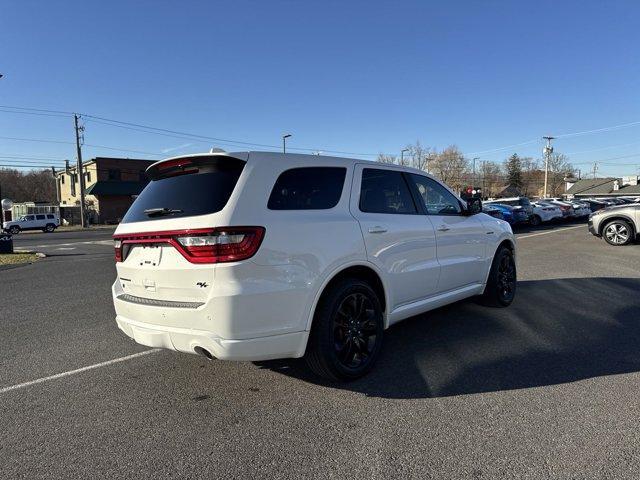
<box><xmin>2</xmin><ymin>223</ymin><xmax>640</xmax><ymax>479</ymax></box>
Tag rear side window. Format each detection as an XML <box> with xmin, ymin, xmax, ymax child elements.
<box><xmin>359</xmin><ymin>169</ymin><xmax>417</xmax><ymax>214</ymax></box>
<box><xmin>268</xmin><ymin>167</ymin><xmax>346</xmax><ymax>210</ymax></box>
<box><xmin>122</xmin><ymin>157</ymin><xmax>245</xmax><ymax>223</ymax></box>
<box><xmin>47</xmin><ymin>214</ymin><xmax>54</xmax><ymax>219</ymax></box>
<box><xmin>36</xmin><ymin>214</ymin><xmax>46</xmax><ymax>220</ymax></box>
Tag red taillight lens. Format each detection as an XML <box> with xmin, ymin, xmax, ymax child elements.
<box><xmin>114</xmin><ymin>239</ymin><xmax>123</xmax><ymax>262</ymax></box>
<box><xmin>177</xmin><ymin>228</ymin><xmax>265</xmax><ymax>263</ymax></box>
<box><xmin>113</xmin><ymin>227</ymin><xmax>265</xmax><ymax>264</ymax></box>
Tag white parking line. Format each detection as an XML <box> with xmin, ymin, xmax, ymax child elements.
<box><xmin>0</xmin><ymin>349</ymin><xmax>160</xmax><ymax>395</ymax></box>
<box><xmin>517</xmin><ymin>225</ymin><xmax>585</xmax><ymax>239</ymax></box>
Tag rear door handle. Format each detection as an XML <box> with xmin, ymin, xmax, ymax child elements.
<box><xmin>437</xmin><ymin>225</ymin><xmax>450</xmax><ymax>232</ymax></box>
<box><xmin>368</xmin><ymin>226</ymin><xmax>388</xmax><ymax>234</ymax></box>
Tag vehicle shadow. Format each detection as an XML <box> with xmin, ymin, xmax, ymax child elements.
<box><xmin>259</xmin><ymin>277</ymin><xmax>640</xmax><ymax>399</ymax></box>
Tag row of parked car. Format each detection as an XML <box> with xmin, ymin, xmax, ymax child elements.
<box><xmin>481</xmin><ymin>196</ymin><xmax>640</xmax><ymax>227</ymax></box>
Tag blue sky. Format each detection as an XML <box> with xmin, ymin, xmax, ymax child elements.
<box><xmin>1</xmin><ymin>0</ymin><xmax>639</xmax><ymax>177</ymax></box>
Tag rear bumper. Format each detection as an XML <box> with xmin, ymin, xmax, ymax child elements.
<box><xmin>115</xmin><ymin>314</ymin><xmax>308</xmax><ymax>361</ymax></box>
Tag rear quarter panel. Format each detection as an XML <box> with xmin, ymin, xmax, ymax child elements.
<box><xmin>226</xmin><ymin>153</ymin><xmax>367</xmax><ymax>335</ymax></box>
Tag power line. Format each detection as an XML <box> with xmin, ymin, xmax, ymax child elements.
<box><xmin>4</xmin><ymin>103</ymin><xmax>640</xmax><ymax>161</ymax></box>
<box><xmin>0</xmin><ymin>108</ymin><xmax>71</xmax><ymax>119</ymax></box>
<box><xmin>0</xmin><ymin>135</ymin><xmax>75</xmax><ymax>145</ymax></box>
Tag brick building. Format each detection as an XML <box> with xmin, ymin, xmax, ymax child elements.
<box><xmin>56</xmin><ymin>157</ymin><xmax>155</xmax><ymax>224</ymax></box>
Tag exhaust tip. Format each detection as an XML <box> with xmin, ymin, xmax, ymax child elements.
<box><xmin>194</xmin><ymin>346</ymin><xmax>215</xmax><ymax>360</ymax></box>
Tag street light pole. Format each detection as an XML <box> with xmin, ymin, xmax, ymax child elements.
<box><xmin>400</xmin><ymin>148</ymin><xmax>409</xmax><ymax>166</ymax></box>
<box><xmin>472</xmin><ymin>157</ymin><xmax>479</xmax><ymax>187</ymax></box>
<box><xmin>282</xmin><ymin>134</ymin><xmax>292</xmax><ymax>154</ymax></box>
<box><xmin>543</xmin><ymin>136</ymin><xmax>555</xmax><ymax>198</ymax></box>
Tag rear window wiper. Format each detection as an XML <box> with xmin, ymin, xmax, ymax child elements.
<box><xmin>143</xmin><ymin>207</ymin><xmax>184</xmax><ymax>217</ymax></box>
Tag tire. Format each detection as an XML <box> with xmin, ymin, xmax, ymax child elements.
<box><xmin>530</xmin><ymin>215</ymin><xmax>542</xmax><ymax>227</ymax></box>
<box><xmin>9</xmin><ymin>226</ymin><xmax>20</xmax><ymax>235</ymax></box>
<box><xmin>481</xmin><ymin>246</ymin><xmax>516</xmax><ymax>307</ymax></box>
<box><xmin>44</xmin><ymin>223</ymin><xmax>56</xmax><ymax>233</ymax></box>
<box><xmin>305</xmin><ymin>278</ymin><xmax>384</xmax><ymax>381</ymax></box>
<box><xmin>602</xmin><ymin>219</ymin><xmax>633</xmax><ymax>246</ymax></box>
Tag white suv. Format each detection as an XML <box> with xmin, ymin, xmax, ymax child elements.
<box><xmin>112</xmin><ymin>152</ymin><xmax>516</xmax><ymax>380</ymax></box>
<box><xmin>3</xmin><ymin>213</ymin><xmax>60</xmax><ymax>234</ymax></box>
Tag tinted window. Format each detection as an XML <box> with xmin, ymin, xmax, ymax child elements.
<box><xmin>122</xmin><ymin>163</ymin><xmax>244</xmax><ymax>223</ymax></box>
<box><xmin>409</xmin><ymin>174</ymin><xmax>462</xmax><ymax>215</ymax></box>
<box><xmin>36</xmin><ymin>214</ymin><xmax>46</xmax><ymax>220</ymax></box>
<box><xmin>268</xmin><ymin>167</ymin><xmax>346</xmax><ymax>210</ymax></box>
<box><xmin>359</xmin><ymin>169</ymin><xmax>417</xmax><ymax>214</ymax></box>
<box><xmin>25</xmin><ymin>215</ymin><xmax>35</xmax><ymax>221</ymax></box>
<box><xmin>47</xmin><ymin>214</ymin><xmax>54</xmax><ymax>219</ymax></box>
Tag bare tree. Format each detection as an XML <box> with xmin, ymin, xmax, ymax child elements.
<box><xmin>520</xmin><ymin>156</ymin><xmax>540</xmax><ymax>197</ymax></box>
<box><xmin>405</xmin><ymin>141</ymin><xmax>434</xmax><ymax>171</ymax></box>
<box><xmin>0</xmin><ymin>168</ymin><xmax>56</xmax><ymax>202</ymax></box>
<box><xmin>377</xmin><ymin>153</ymin><xmax>398</xmax><ymax>164</ymax></box>
<box><xmin>479</xmin><ymin>161</ymin><xmax>504</xmax><ymax>198</ymax></box>
<box><xmin>429</xmin><ymin>145</ymin><xmax>470</xmax><ymax>192</ymax></box>
<box><xmin>547</xmin><ymin>154</ymin><xmax>576</xmax><ymax>196</ymax></box>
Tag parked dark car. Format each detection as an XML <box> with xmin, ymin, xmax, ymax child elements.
<box><xmin>485</xmin><ymin>196</ymin><xmax>533</xmax><ymax>217</ymax></box>
<box><xmin>583</xmin><ymin>199</ymin><xmax>608</xmax><ymax>212</ymax></box>
<box><xmin>482</xmin><ymin>205</ymin><xmax>505</xmax><ymax>220</ymax></box>
<box><xmin>489</xmin><ymin>204</ymin><xmax>528</xmax><ymax>225</ymax></box>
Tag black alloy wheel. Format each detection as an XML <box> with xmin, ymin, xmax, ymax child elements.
<box><xmin>496</xmin><ymin>252</ymin><xmax>516</xmax><ymax>304</ymax></box>
<box><xmin>305</xmin><ymin>278</ymin><xmax>384</xmax><ymax>381</ymax></box>
<box><xmin>480</xmin><ymin>246</ymin><xmax>517</xmax><ymax>307</ymax></box>
<box><xmin>333</xmin><ymin>292</ymin><xmax>379</xmax><ymax>369</ymax></box>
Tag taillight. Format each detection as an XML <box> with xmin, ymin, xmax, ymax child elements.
<box><xmin>114</xmin><ymin>239</ymin><xmax>122</xmax><ymax>262</ymax></box>
<box><xmin>113</xmin><ymin>227</ymin><xmax>265</xmax><ymax>264</ymax></box>
<box><xmin>176</xmin><ymin>228</ymin><xmax>265</xmax><ymax>263</ymax></box>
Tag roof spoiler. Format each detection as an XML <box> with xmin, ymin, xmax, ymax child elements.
<box><xmin>146</xmin><ymin>153</ymin><xmax>249</xmax><ymax>180</ymax></box>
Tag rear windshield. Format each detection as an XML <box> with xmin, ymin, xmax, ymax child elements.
<box><xmin>122</xmin><ymin>159</ymin><xmax>244</xmax><ymax>223</ymax></box>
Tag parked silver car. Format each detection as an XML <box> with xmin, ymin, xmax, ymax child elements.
<box><xmin>588</xmin><ymin>204</ymin><xmax>639</xmax><ymax>246</ymax></box>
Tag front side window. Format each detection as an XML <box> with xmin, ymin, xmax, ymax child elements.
<box><xmin>409</xmin><ymin>174</ymin><xmax>462</xmax><ymax>215</ymax></box>
<box><xmin>24</xmin><ymin>215</ymin><xmax>35</xmax><ymax>221</ymax></box>
<box><xmin>268</xmin><ymin>167</ymin><xmax>346</xmax><ymax>210</ymax></box>
<box><xmin>359</xmin><ymin>169</ymin><xmax>417</xmax><ymax>214</ymax></box>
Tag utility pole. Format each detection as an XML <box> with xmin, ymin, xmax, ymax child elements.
<box><xmin>51</xmin><ymin>167</ymin><xmax>60</xmax><ymax>205</ymax></box>
<box><xmin>542</xmin><ymin>136</ymin><xmax>555</xmax><ymax>198</ymax></box>
<box><xmin>592</xmin><ymin>162</ymin><xmax>598</xmax><ymax>179</ymax></box>
<box><xmin>74</xmin><ymin>114</ymin><xmax>87</xmax><ymax>228</ymax></box>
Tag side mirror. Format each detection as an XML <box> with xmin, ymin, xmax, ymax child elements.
<box><xmin>465</xmin><ymin>197</ymin><xmax>482</xmax><ymax>215</ymax></box>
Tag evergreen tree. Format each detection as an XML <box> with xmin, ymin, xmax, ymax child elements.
<box><xmin>505</xmin><ymin>153</ymin><xmax>523</xmax><ymax>190</ymax></box>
